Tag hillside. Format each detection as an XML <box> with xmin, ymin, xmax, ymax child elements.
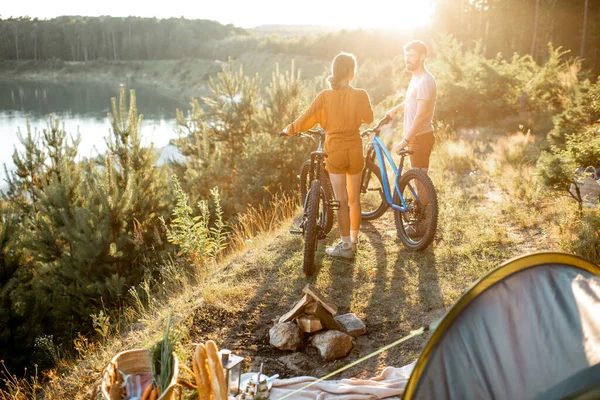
<box><xmin>0</xmin><ymin>54</ymin><xmax>330</xmax><ymax>103</ymax></box>
<box><xmin>32</xmin><ymin>127</ymin><xmax>580</xmax><ymax>399</ymax></box>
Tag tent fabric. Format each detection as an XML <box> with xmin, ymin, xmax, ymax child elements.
<box><xmin>404</xmin><ymin>253</ymin><xmax>600</xmax><ymax>400</ymax></box>
<box><xmin>534</xmin><ymin>362</ymin><xmax>600</xmax><ymax>400</ymax></box>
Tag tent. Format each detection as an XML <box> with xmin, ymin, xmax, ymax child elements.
<box><xmin>403</xmin><ymin>252</ymin><xmax>600</xmax><ymax>400</ymax></box>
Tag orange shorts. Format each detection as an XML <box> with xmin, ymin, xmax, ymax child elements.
<box><xmin>408</xmin><ymin>131</ymin><xmax>435</xmax><ymax>169</ymax></box>
<box><xmin>325</xmin><ymin>147</ymin><xmax>364</xmax><ymax>175</ymax></box>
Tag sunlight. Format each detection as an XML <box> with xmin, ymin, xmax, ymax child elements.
<box><xmin>339</xmin><ymin>0</ymin><xmax>435</xmax><ymax>31</ymax></box>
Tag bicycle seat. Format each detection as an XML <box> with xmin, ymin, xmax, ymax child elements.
<box><xmin>397</xmin><ymin>149</ymin><xmax>414</xmax><ymax>156</ymax></box>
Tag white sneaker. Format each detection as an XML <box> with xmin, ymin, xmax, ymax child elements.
<box><xmin>325</xmin><ymin>241</ymin><xmax>356</xmax><ymax>259</ymax></box>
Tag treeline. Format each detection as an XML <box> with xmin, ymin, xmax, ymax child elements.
<box><xmin>1</xmin><ymin>0</ymin><xmax>599</xmax><ymax>72</ymax></box>
<box><xmin>0</xmin><ymin>16</ymin><xmax>245</xmax><ymax>61</ymax></box>
<box><xmin>434</xmin><ymin>0</ymin><xmax>599</xmax><ymax>65</ymax></box>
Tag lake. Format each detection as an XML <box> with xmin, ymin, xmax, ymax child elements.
<box><xmin>0</xmin><ymin>79</ymin><xmax>187</xmax><ymax>182</ymax></box>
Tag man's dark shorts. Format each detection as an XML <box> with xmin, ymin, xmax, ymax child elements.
<box><xmin>408</xmin><ymin>131</ymin><xmax>435</xmax><ymax>169</ymax></box>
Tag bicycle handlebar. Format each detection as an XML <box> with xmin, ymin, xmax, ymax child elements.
<box><xmin>361</xmin><ymin>115</ymin><xmax>392</xmax><ymax>138</ymax></box>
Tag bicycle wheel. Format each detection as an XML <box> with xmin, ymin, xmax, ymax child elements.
<box><xmin>360</xmin><ymin>160</ymin><xmax>388</xmax><ymax>220</ymax></box>
<box><xmin>303</xmin><ymin>180</ymin><xmax>321</xmax><ymax>276</ymax></box>
<box><xmin>393</xmin><ymin>169</ymin><xmax>438</xmax><ymax>251</ymax></box>
<box><xmin>300</xmin><ymin>160</ymin><xmax>334</xmax><ymax>234</ymax></box>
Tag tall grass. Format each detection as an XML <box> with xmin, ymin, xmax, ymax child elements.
<box><xmin>562</xmin><ymin>210</ymin><xmax>600</xmax><ymax>265</ymax></box>
<box><xmin>228</xmin><ymin>192</ymin><xmax>299</xmax><ymax>252</ymax></box>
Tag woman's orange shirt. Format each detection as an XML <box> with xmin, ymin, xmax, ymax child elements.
<box><xmin>287</xmin><ymin>85</ymin><xmax>374</xmax><ymax>151</ymax></box>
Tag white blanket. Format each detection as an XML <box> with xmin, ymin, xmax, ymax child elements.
<box><xmin>269</xmin><ymin>361</ymin><xmax>416</xmax><ymax>400</ymax></box>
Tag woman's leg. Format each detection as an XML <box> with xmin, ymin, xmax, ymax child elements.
<box><xmin>326</xmin><ymin>172</ymin><xmax>355</xmax><ymax>258</ymax></box>
<box><xmin>329</xmin><ymin>173</ymin><xmax>350</xmax><ymax>238</ymax></box>
<box><xmin>346</xmin><ymin>172</ymin><xmax>362</xmax><ymax>244</ymax></box>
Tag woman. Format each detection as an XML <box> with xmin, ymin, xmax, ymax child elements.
<box><xmin>284</xmin><ymin>52</ymin><xmax>374</xmax><ymax>259</ymax></box>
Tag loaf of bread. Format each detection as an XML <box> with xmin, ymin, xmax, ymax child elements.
<box><xmin>193</xmin><ymin>343</ymin><xmax>212</xmax><ymax>400</ymax></box>
<box><xmin>205</xmin><ymin>340</ymin><xmax>228</xmax><ymax>400</ymax></box>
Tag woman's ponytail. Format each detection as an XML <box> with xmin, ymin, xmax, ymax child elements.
<box><xmin>327</xmin><ymin>52</ymin><xmax>357</xmax><ymax>89</ymax></box>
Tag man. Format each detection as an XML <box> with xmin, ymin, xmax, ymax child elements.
<box><xmin>386</xmin><ymin>40</ymin><xmax>437</xmax><ymax>173</ymax></box>
<box><xmin>386</xmin><ymin>40</ymin><xmax>436</xmax><ymax>238</ymax></box>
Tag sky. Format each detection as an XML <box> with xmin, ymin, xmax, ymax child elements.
<box><xmin>3</xmin><ymin>0</ymin><xmax>435</xmax><ymax>30</ymax></box>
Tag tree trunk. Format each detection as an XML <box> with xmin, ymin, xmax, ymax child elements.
<box><xmin>33</xmin><ymin>28</ymin><xmax>37</xmax><ymax>61</ymax></box>
<box><xmin>111</xmin><ymin>30</ymin><xmax>118</xmax><ymax>61</ymax></box>
<box><xmin>581</xmin><ymin>0</ymin><xmax>589</xmax><ymax>57</ymax></box>
<box><xmin>13</xmin><ymin>23</ymin><xmax>19</xmax><ymax>61</ymax></box>
<box><xmin>483</xmin><ymin>18</ymin><xmax>489</xmax><ymax>57</ymax></box>
<box><xmin>530</xmin><ymin>0</ymin><xmax>540</xmax><ymax>59</ymax></box>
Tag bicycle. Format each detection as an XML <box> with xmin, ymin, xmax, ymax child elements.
<box><xmin>279</xmin><ymin>129</ymin><xmax>339</xmax><ymax>276</ymax></box>
<box><xmin>359</xmin><ymin>116</ymin><xmax>438</xmax><ymax>251</ymax></box>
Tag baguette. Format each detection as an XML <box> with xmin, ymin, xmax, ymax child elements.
<box><xmin>205</xmin><ymin>340</ymin><xmax>228</xmax><ymax>400</ymax></box>
<box><xmin>194</xmin><ymin>343</ymin><xmax>212</xmax><ymax>400</ymax></box>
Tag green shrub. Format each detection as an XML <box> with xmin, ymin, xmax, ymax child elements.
<box><xmin>161</xmin><ymin>176</ymin><xmax>227</xmax><ymax>269</ymax></box>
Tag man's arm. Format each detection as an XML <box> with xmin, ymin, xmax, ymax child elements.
<box><xmin>386</xmin><ymin>101</ymin><xmax>405</xmax><ymax>118</ymax></box>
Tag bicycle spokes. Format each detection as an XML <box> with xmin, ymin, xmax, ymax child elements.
<box><xmin>360</xmin><ymin>164</ymin><xmax>386</xmax><ymax>218</ymax></box>
<box><xmin>399</xmin><ymin>176</ymin><xmax>430</xmax><ymax>241</ymax></box>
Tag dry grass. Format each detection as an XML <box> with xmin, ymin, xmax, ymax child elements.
<box><xmin>228</xmin><ymin>192</ymin><xmax>299</xmax><ymax>252</ymax></box>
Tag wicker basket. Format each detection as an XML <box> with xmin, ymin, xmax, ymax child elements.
<box><xmin>101</xmin><ymin>348</ymin><xmax>179</xmax><ymax>400</ymax></box>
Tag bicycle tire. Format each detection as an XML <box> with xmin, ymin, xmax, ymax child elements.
<box><xmin>303</xmin><ymin>180</ymin><xmax>321</xmax><ymax>276</ymax></box>
<box><xmin>361</xmin><ymin>160</ymin><xmax>388</xmax><ymax>220</ymax></box>
<box><xmin>393</xmin><ymin>169</ymin><xmax>438</xmax><ymax>251</ymax></box>
<box><xmin>300</xmin><ymin>160</ymin><xmax>334</xmax><ymax>234</ymax></box>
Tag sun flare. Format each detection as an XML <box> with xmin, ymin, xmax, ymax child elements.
<box><xmin>339</xmin><ymin>0</ymin><xmax>435</xmax><ymax>31</ymax></box>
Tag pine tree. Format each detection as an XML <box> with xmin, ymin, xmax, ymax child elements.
<box><xmin>173</xmin><ymin>59</ymin><xmax>260</xmax><ymax>215</ymax></box>
<box><xmin>236</xmin><ymin>62</ymin><xmax>311</xmax><ymax>206</ymax></box>
<box><xmin>98</xmin><ymin>84</ymin><xmax>170</xmax><ymax>282</ymax></box>
<box><xmin>0</xmin><ymin>88</ymin><xmax>171</xmax><ymax>368</ymax></box>
<box><xmin>0</xmin><ymin>116</ymin><xmax>92</xmax><ymax>363</ymax></box>
<box><xmin>3</xmin><ymin>117</ymin><xmax>46</xmax><ymax>214</ymax></box>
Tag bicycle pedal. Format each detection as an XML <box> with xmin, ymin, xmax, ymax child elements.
<box><xmin>328</xmin><ymin>200</ymin><xmax>340</xmax><ymax>211</ymax></box>
<box><xmin>289</xmin><ymin>227</ymin><xmax>303</xmax><ymax>235</ymax></box>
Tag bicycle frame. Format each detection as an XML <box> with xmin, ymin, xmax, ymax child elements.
<box><xmin>369</xmin><ymin>134</ymin><xmax>420</xmax><ymax>212</ymax></box>
<box><xmin>308</xmin><ymin>133</ymin><xmax>327</xmax><ymax>185</ymax></box>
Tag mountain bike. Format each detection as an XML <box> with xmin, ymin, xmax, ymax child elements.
<box><xmin>359</xmin><ymin>117</ymin><xmax>438</xmax><ymax>251</ymax></box>
<box><xmin>279</xmin><ymin>129</ymin><xmax>339</xmax><ymax>276</ymax></box>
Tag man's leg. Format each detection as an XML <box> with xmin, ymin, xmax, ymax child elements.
<box><xmin>408</xmin><ymin>133</ymin><xmax>435</xmax><ymax>236</ymax></box>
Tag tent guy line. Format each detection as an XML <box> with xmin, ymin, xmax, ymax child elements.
<box><xmin>276</xmin><ymin>319</ymin><xmax>440</xmax><ymax>400</ymax></box>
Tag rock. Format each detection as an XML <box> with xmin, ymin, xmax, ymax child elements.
<box><xmin>278</xmin><ymin>353</ymin><xmax>317</xmax><ymax>375</ymax></box>
<box><xmin>311</xmin><ymin>330</ymin><xmax>353</xmax><ymax>361</ymax></box>
<box><xmin>334</xmin><ymin>313</ymin><xmax>367</xmax><ymax>337</ymax></box>
<box><xmin>269</xmin><ymin>322</ymin><xmax>303</xmax><ymax>351</ymax></box>
<box><xmin>354</xmin><ymin>335</ymin><xmax>376</xmax><ymax>357</ymax></box>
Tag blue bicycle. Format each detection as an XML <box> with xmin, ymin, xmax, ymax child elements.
<box><xmin>359</xmin><ymin>116</ymin><xmax>438</xmax><ymax>251</ymax></box>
